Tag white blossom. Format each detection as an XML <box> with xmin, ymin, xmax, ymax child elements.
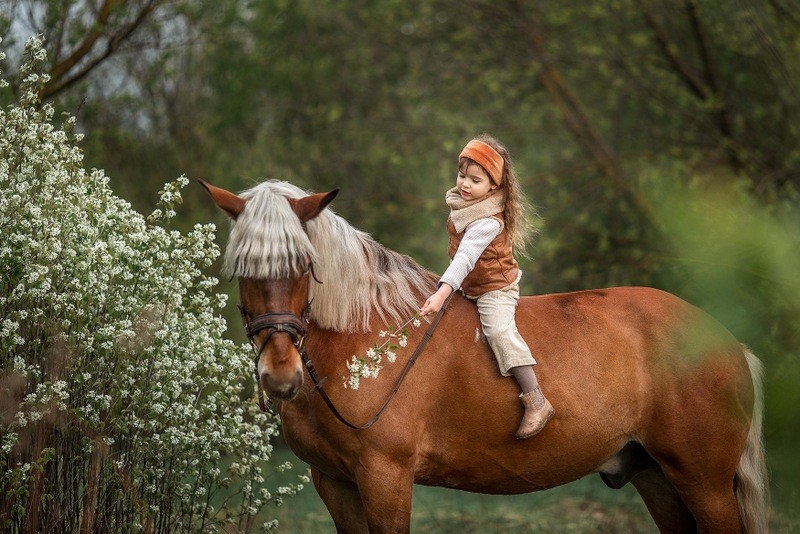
<box><xmin>0</xmin><ymin>37</ymin><xmax>296</xmax><ymax>531</ymax></box>
<box><xmin>342</xmin><ymin>314</ymin><xmax>422</xmax><ymax>388</ymax></box>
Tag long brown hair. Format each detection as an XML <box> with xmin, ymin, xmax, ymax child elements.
<box><xmin>459</xmin><ymin>134</ymin><xmax>534</xmax><ymax>255</ymax></box>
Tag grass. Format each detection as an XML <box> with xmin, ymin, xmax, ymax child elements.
<box><xmin>265</xmin><ymin>437</ymin><xmax>799</xmax><ymax>533</ymax></box>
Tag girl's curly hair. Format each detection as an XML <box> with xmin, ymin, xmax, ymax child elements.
<box><xmin>459</xmin><ymin>133</ymin><xmax>535</xmax><ymax>256</ymax></box>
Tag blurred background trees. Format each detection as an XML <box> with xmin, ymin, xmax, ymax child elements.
<box><xmin>2</xmin><ymin>0</ymin><xmax>798</xmax><ymax>443</ymax></box>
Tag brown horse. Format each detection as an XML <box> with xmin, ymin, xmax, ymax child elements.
<box><xmin>201</xmin><ymin>179</ymin><xmax>769</xmax><ymax>533</ymax></box>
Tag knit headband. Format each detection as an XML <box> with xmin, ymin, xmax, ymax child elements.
<box><xmin>459</xmin><ymin>139</ymin><xmax>505</xmax><ymax>185</ymax></box>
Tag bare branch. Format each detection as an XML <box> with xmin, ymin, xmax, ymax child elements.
<box><xmin>39</xmin><ymin>0</ymin><xmax>159</xmax><ymax>100</ymax></box>
<box><xmin>685</xmin><ymin>0</ymin><xmax>719</xmax><ymax>95</ymax></box>
<box><xmin>635</xmin><ymin>0</ymin><xmax>710</xmax><ymax>100</ymax></box>
<box><xmin>39</xmin><ymin>0</ymin><xmax>157</xmax><ymax>100</ymax></box>
<box><xmin>47</xmin><ymin>0</ymin><xmax>123</xmax><ymax>83</ymax></box>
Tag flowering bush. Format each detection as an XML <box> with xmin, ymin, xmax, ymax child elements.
<box><xmin>343</xmin><ymin>315</ymin><xmax>421</xmax><ymax>390</ymax></box>
<box><xmin>0</xmin><ymin>37</ymin><xmax>302</xmax><ymax>533</ymax></box>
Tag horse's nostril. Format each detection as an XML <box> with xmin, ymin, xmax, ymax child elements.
<box><xmin>262</xmin><ymin>368</ymin><xmax>303</xmax><ymax>400</ymax></box>
<box><xmin>274</xmin><ymin>381</ymin><xmax>294</xmax><ymax>394</ymax></box>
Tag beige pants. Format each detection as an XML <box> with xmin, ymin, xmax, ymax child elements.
<box><xmin>473</xmin><ymin>275</ymin><xmax>536</xmax><ymax>376</ymax></box>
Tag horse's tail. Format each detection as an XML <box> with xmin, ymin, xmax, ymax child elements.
<box><xmin>735</xmin><ymin>347</ymin><xmax>770</xmax><ymax>533</ymax></box>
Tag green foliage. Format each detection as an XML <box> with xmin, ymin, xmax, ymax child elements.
<box><xmin>0</xmin><ymin>37</ymin><xmax>304</xmax><ymax>533</ymax></box>
<box><xmin>642</xmin><ymin>160</ymin><xmax>800</xmax><ymax>440</ymax></box>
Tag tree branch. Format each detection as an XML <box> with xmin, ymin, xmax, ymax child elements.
<box><xmin>47</xmin><ymin>0</ymin><xmax>122</xmax><ymax>83</ymax></box>
<box><xmin>497</xmin><ymin>0</ymin><xmax>669</xmax><ymax>234</ymax></box>
<box><xmin>39</xmin><ymin>0</ymin><xmax>157</xmax><ymax>100</ymax></box>
<box><xmin>512</xmin><ymin>1</ymin><xmax>623</xmax><ymax>183</ymax></box>
<box><xmin>767</xmin><ymin>0</ymin><xmax>800</xmax><ymax>28</ymax></box>
<box><xmin>635</xmin><ymin>0</ymin><xmax>710</xmax><ymax>100</ymax></box>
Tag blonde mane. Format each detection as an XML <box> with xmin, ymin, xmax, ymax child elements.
<box><xmin>225</xmin><ymin>180</ymin><xmax>437</xmax><ymax>333</ymax></box>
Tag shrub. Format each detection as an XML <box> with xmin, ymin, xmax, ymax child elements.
<box><xmin>0</xmin><ymin>36</ymin><xmax>302</xmax><ymax>533</ymax></box>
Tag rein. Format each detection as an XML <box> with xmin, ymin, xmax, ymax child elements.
<box><xmin>304</xmin><ymin>291</ymin><xmax>455</xmax><ymax>430</ymax></box>
<box><xmin>241</xmin><ymin>291</ymin><xmax>455</xmax><ymax>430</ymax></box>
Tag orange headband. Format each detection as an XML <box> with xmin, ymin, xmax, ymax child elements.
<box><xmin>459</xmin><ymin>139</ymin><xmax>504</xmax><ymax>185</ymax></box>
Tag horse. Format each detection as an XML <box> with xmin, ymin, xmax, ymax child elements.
<box><xmin>200</xmin><ymin>178</ymin><xmax>769</xmax><ymax>533</ymax></box>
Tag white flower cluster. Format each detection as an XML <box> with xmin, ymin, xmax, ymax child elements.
<box><xmin>343</xmin><ymin>316</ymin><xmax>422</xmax><ymax>390</ymax></box>
<box><xmin>0</xmin><ymin>36</ymin><xmax>303</xmax><ymax>532</ymax></box>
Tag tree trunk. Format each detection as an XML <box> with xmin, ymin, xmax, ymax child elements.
<box><xmin>79</xmin><ymin>439</ymin><xmax>107</xmax><ymax>534</ymax></box>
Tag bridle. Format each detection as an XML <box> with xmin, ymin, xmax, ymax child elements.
<box><xmin>239</xmin><ymin>293</ymin><xmax>311</xmax><ymax>413</ymax></box>
<box><xmin>239</xmin><ymin>266</ymin><xmax>454</xmax><ymax>430</ymax></box>
<box><xmin>240</xmin><ymin>305</ymin><xmax>309</xmax><ymax>354</ymax></box>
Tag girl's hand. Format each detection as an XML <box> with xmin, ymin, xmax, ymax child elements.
<box><xmin>420</xmin><ymin>284</ymin><xmax>454</xmax><ymax>317</ymax></box>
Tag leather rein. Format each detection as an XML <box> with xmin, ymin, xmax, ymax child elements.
<box><xmin>240</xmin><ymin>288</ymin><xmax>454</xmax><ymax>430</ymax></box>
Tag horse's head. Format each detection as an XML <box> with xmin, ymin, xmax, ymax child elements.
<box><xmin>199</xmin><ymin>179</ymin><xmax>338</xmax><ymax>400</ymax></box>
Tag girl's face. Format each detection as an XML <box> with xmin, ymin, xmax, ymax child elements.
<box><xmin>456</xmin><ymin>161</ymin><xmax>497</xmax><ymax>201</ymax></box>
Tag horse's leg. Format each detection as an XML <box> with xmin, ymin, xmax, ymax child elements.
<box><xmin>657</xmin><ymin>416</ymin><xmax>749</xmax><ymax>533</ymax></box>
<box><xmin>311</xmin><ymin>468</ymin><xmax>369</xmax><ymax>534</ymax></box>
<box><xmin>644</xmin><ymin>378</ymin><xmax>749</xmax><ymax>531</ymax></box>
<box><xmin>640</xmin><ymin>427</ymin><xmax>744</xmax><ymax>533</ymax></box>
<box><xmin>659</xmin><ymin>464</ymin><xmax>743</xmax><ymax>534</ymax></box>
<box><xmin>631</xmin><ymin>467</ymin><xmax>697</xmax><ymax>534</ymax></box>
<box><xmin>354</xmin><ymin>454</ymin><xmax>414</xmax><ymax>533</ymax></box>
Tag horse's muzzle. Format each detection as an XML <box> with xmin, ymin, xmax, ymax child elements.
<box><xmin>262</xmin><ymin>368</ymin><xmax>304</xmax><ymax>400</ymax></box>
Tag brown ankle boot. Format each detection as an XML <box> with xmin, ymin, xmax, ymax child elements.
<box><xmin>516</xmin><ymin>387</ymin><xmax>554</xmax><ymax>439</ymax></box>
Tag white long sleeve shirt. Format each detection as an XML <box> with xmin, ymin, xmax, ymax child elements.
<box><xmin>439</xmin><ymin>218</ymin><xmax>502</xmax><ymax>291</ymax></box>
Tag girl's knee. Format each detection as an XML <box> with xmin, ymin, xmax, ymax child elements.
<box><xmin>481</xmin><ymin>324</ymin><xmax>494</xmax><ymax>340</ymax></box>
<box><xmin>482</xmin><ymin>326</ymin><xmax>516</xmax><ymax>354</ymax></box>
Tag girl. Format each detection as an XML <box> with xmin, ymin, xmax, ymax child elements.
<box><xmin>420</xmin><ymin>134</ymin><xmax>554</xmax><ymax>439</ymax></box>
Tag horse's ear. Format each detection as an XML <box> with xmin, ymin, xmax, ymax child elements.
<box><xmin>289</xmin><ymin>189</ymin><xmax>339</xmax><ymax>223</ymax></box>
<box><xmin>198</xmin><ymin>179</ymin><xmax>246</xmax><ymax>220</ymax></box>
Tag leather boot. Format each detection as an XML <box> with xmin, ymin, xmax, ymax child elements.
<box><xmin>516</xmin><ymin>387</ymin><xmax>554</xmax><ymax>439</ymax></box>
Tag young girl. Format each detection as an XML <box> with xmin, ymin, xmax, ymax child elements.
<box><xmin>420</xmin><ymin>134</ymin><xmax>554</xmax><ymax>439</ymax></box>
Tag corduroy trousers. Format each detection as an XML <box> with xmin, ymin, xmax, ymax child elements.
<box><xmin>472</xmin><ymin>274</ymin><xmax>536</xmax><ymax>376</ymax></box>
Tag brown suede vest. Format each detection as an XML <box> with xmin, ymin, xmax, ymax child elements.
<box><xmin>447</xmin><ymin>213</ymin><xmax>520</xmax><ymax>298</ymax></box>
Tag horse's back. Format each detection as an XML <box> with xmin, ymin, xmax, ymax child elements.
<box><xmin>518</xmin><ymin>286</ymin><xmax>744</xmax><ymax>369</ymax></box>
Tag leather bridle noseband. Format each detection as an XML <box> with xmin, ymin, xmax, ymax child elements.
<box><xmin>240</xmin><ymin>307</ymin><xmax>309</xmax><ymax>358</ymax></box>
